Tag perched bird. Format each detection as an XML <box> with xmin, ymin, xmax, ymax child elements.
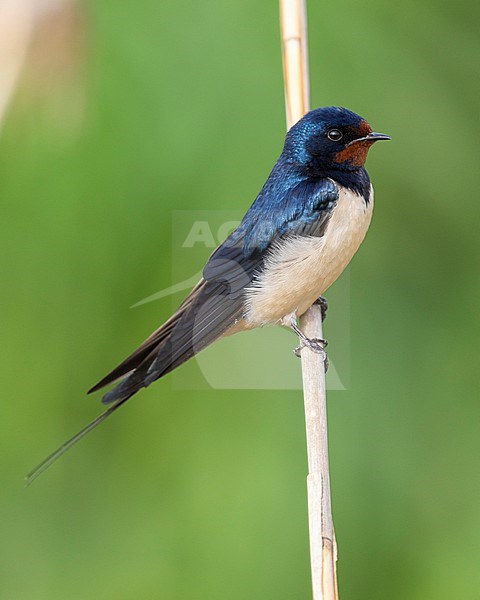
<box><xmin>27</xmin><ymin>106</ymin><xmax>389</xmax><ymax>483</ymax></box>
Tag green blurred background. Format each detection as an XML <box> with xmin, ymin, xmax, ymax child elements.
<box><xmin>1</xmin><ymin>0</ymin><xmax>479</xmax><ymax>598</ymax></box>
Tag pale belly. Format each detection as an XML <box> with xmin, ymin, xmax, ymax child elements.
<box><xmin>243</xmin><ymin>185</ymin><xmax>374</xmax><ymax>326</ymax></box>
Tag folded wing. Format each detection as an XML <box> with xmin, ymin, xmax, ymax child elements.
<box><xmin>92</xmin><ymin>176</ymin><xmax>338</xmax><ymax>405</ymax></box>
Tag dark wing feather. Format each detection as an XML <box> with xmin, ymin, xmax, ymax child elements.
<box><xmin>88</xmin><ymin>280</ymin><xmax>204</xmax><ymax>393</ymax></box>
<box><xmin>203</xmin><ymin>176</ymin><xmax>338</xmax><ymax>280</ymax></box>
<box><xmin>96</xmin><ymin>176</ymin><xmax>338</xmax><ymax>406</ymax></box>
<box><xmin>241</xmin><ymin>176</ymin><xmax>338</xmax><ymax>254</ymax></box>
<box><xmin>101</xmin><ymin>278</ymin><xmax>245</xmax><ymax>404</ymax></box>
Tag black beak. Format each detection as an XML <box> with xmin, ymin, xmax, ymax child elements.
<box><xmin>347</xmin><ymin>132</ymin><xmax>391</xmax><ymax>146</ymax></box>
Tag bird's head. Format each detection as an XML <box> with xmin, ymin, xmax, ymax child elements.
<box><xmin>284</xmin><ymin>106</ymin><xmax>390</xmax><ymax>172</ymax></box>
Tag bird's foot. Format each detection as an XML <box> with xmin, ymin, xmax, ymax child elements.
<box><xmin>283</xmin><ymin>313</ymin><xmax>329</xmax><ymax>370</ymax></box>
<box><xmin>314</xmin><ymin>296</ymin><xmax>328</xmax><ymax>321</ymax></box>
<box><xmin>293</xmin><ymin>337</ymin><xmax>329</xmax><ymax>370</ymax></box>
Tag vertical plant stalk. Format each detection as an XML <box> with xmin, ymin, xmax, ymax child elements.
<box><xmin>279</xmin><ymin>1</ymin><xmax>339</xmax><ymax>598</ymax></box>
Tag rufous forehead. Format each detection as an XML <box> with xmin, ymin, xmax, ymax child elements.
<box><xmin>351</xmin><ymin>119</ymin><xmax>372</xmax><ymax>136</ymax></box>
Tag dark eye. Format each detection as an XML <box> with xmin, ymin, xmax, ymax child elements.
<box><xmin>327</xmin><ymin>129</ymin><xmax>343</xmax><ymax>141</ymax></box>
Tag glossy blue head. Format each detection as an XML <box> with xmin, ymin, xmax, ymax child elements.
<box><xmin>283</xmin><ymin>106</ymin><xmax>389</xmax><ymax>173</ymax></box>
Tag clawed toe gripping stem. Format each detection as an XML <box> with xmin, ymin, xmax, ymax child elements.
<box><xmin>293</xmin><ymin>337</ymin><xmax>329</xmax><ymax>371</ymax></box>
<box><xmin>293</xmin><ymin>336</ymin><xmax>328</xmax><ymax>357</ymax></box>
<box><xmin>289</xmin><ymin>318</ymin><xmax>329</xmax><ymax>371</ymax></box>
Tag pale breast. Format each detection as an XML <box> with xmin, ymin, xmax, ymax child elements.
<box><xmin>243</xmin><ymin>185</ymin><xmax>374</xmax><ymax>326</ymax></box>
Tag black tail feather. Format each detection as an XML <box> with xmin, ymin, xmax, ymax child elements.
<box><xmin>27</xmin><ymin>278</ymin><xmax>245</xmax><ymax>483</ymax></box>
<box><xmin>88</xmin><ymin>280</ymin><xmax>205</xmax><ymax>395</ymax></box>
<box><xmin>25</xmin><ymin>397</ymin><xmax>130</xmax><ymax>486</ymax></box>
<box><xmin>101</xmin><ymin>282</ymin><xmax>243</xmax><ymax>405</ymax></box>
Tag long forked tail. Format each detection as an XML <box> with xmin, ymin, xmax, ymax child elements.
<box><xmin>26</xmin><ymin>278</ymin><xmax>245</xmax><ymax>484</ymax></box>
<box><xmin>25</xmin><ymin>396</ymin><xmax>130</xmax><ymax>486</ymax></box>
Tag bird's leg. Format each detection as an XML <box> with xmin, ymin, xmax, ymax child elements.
<box><xmin>314</xmin><ymin>296</ymin><xmax>328</xmax><ymax>322</ymax></box>
<box><xmin>281</xmin><ymin>313</ymin><xmax>328</xmax><ymax>368</ymax></box>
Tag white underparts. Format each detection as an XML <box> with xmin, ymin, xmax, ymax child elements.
<box><xmin>243</xmin><ymin>185</ymin><xmax>374</xmax><ymax>326</ymax></box>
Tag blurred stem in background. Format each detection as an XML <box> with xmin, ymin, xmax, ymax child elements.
<box><xmin>0</xmin><ymin>0</ymin><xmax>84</xmax><ymax>133</ymax></box>
<box><xmin>0</xmin><ymin>0</ymin><xmax>34</xmax><ymax>127</ymax></box>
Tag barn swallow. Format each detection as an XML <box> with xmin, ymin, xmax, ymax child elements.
<box><xmin>27</xmin><ymin>106</ymin><xmax>389</xmax><ymax>483</ymax></box>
